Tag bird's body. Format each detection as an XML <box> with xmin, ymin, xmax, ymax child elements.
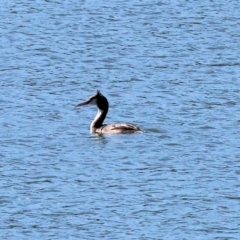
<box><xmin>75</xmin><ymin>91</ymin><xmax>143</xmax><ymax>134</ymax></box>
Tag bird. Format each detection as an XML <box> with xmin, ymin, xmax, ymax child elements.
<box><xmin>75</xmin><ymin>90</ymin><xmax>143</xmax><ymax>134</ymax></box>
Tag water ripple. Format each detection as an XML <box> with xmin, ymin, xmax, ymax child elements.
<box><xmin>1</xmin><ymin>0</ymin><xmax>240</xmax><ymax>239</ymax></box>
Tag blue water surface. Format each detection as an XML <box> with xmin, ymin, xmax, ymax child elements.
<box><xmin>1</xmin><ymin>0</ymin><xmax>240</xmax><ymax>239</ymax></box>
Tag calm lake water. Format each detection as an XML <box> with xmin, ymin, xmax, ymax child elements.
<box><xmin>1</xmin><ymin>0</ymin><xmax>240</xmax><ymax>239</ymax></box>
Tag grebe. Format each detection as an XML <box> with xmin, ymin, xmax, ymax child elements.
<box><xmin>75</xmin><ymin>91</ymin><xmax>143</xmax><ymax>134</ymax></box>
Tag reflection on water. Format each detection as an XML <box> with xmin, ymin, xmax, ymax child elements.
<box><xmin>1</xmin><ymin>0</ymin><xmax>240</xmax><ymax>239</ymax></box>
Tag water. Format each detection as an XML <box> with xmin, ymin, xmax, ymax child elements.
<box><xmin>1</xmin><ymin>0</ymin><xmax>240</xmax><ymax>239</ymax></box>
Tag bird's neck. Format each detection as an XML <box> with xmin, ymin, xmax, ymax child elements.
<box><xmin>91</xmin><ymin>107</ymin><xmax>108</xmax><ymax>130</ymax></box>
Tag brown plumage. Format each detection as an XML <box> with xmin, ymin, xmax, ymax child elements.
<box><xmin>75</xmin><ymin>91</ymin><xmax>143</xmax><ymax>134</ymax></box>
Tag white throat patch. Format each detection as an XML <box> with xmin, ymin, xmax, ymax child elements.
<box><xmin>89</xmin><ymin>98</ymin><xmax>97</xmax><ymax>105</ymax></box>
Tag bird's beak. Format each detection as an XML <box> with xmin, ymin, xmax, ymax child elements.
<box><xmin>75</xmin><ymin>99</ymin><xmax>91</xmax><ymax>108</ymax></box>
